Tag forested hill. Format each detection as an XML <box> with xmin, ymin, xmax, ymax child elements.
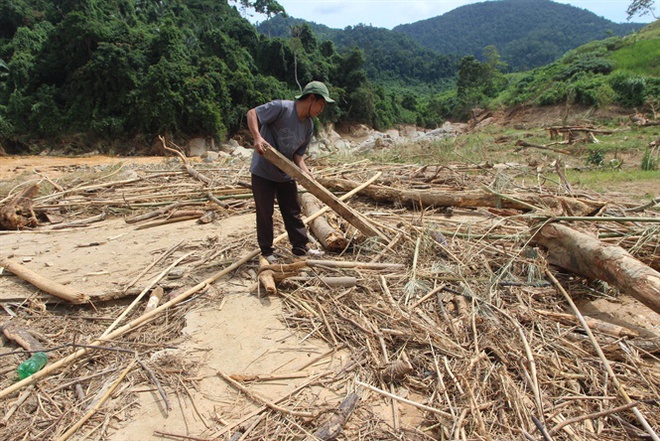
<box><xmin>257</xmin><ymin>17</ymin><xmax>459</xmax><ymax>84</ymax></box>
<box><xmin>393</xmin><ymin>0</ymin><xmax>643</xmax><ymax>70</ymax></box>
<box><xmin>258</xmin><ymin>0</ymin><xmax>644</xmax><ymax>72</ymax></box>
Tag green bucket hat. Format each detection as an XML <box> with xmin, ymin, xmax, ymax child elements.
<box><xmin>295</xmin><ymin>81</ymin><xmax>335</xmax><ymax>103</ymax></box>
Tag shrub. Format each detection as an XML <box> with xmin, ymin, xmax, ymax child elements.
<box><xmin>641</xmin><ymin>147</ymin><xmax>658</xmax><ymax>171</ymax></box>
<box><xmin>609</xmin><ymin>71</ymin><xmax>647</xmax><ymax>107</ymax></box>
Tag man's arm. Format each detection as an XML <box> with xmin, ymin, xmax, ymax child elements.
<box><xmin>246</xmin><ymin>108</ymin><xmax>269</xmax><ymax>155</ymax></box>
<box><xmin>293</xmin><ymin>154</ymin><xmax>314</xmax><ymax>179</ymax></box>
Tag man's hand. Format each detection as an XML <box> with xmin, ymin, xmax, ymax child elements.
<box><xmin>253</xmin><ymin>140</ymin><xmax>270</xmax><ymax>156</ymax></box>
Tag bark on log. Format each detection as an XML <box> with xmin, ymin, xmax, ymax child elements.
<box><xmin>262</xmin><ymin>145</ymin><xmax>385</xmax><ymax>239</ymax></box>
<box><xmin>316</xmin><ymin>177</ymin><xmax>604</xmax><ymax>216</ymax></box>
<box><xmin>304</xmin><ymin>392</ymin><xmax>360</xmax><ymax>441</ymax></box>
<box><xmin>532</xmin><ymin>223</ymin><xmax>660</xmax><ymax>314</ymax></box>
<box><xmin>0</xmin><ymin>183</ymin><xmax>40</xmax><ymax>230</ymax></box>
<box><xmin>0</xmin><ymin>257</ymin><xmax>90</xmax><ymax>304</ymax></box>
<box><xmin>300</xmin><ymin>193</ymin><xmax>349</xmax><ymax>251</ymax></box>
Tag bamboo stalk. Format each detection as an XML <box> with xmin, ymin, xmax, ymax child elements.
<box><xmin>56</xmin><ymin>359</ymin><xmax>136</xmax><ymax>441</ymax></box>
<box><xmin>546</xmin><ymin>270</ymin><xmax>659</xmax><ymax>441</ymax></box>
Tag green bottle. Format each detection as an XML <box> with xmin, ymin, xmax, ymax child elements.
<box><xmin>17</xmin><ymin>352</ymin><xmax>48</xmax><ymax>380</ymax></box>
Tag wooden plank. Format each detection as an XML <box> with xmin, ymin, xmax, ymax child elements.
<box><xmin>262</xmin><ymin>146</ymin><xmax>386</xmax><ymax>240</ymax></box>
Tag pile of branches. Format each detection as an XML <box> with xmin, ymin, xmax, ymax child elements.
<box><xmin>0</xmin><ymin>152</ymin><xmax>659</xmax><ymax>440</ymax></box>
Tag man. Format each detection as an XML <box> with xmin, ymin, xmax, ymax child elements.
<box><xmin>247</xmin><ymin>81</ymin><xmax>335</xmax><ymax>263</ymax></box>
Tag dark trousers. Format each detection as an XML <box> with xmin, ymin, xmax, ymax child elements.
<box><xmin>251</xmin><ymin>174</ymin><xmax>308</xmax><ymax>255</ymax></box>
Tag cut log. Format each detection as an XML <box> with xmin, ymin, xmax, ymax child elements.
<box><xmin>143</xmin><ymin>286</ymin><xmax>164</xmax><ymax>314</ymax></box>
<box><xmin>532</xmin><ymin>223</ymin><xmax>660</xmax><ymax>314</ymax></box>
<box><xmin>0</xmin><ymin>257</ymin><xmax>90</xmax><ymax>304</ymax></box>
<box><xmin>316</xmin><ymin>177</ymin><xmax>604</xmax><ymax>216</ymax></box>
<box><xmin>0</xmin><ymin>183</ymin><xmax>40</xmax><ymax>230</ymax></box>
<box><xmin>262</xmin><ymin>145</ymin><xmax>385</xmax><ymax>239</ymax></box>
<box><xmin>300</xmin><ymin>193</ymin><xmax>349</xmax><ymax>251</ymax></box>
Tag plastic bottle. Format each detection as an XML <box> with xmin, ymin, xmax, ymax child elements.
<box><xmin>17</xmin><ymin>352</ymin><xmax>48</xmax><ymax>380</ymax></box>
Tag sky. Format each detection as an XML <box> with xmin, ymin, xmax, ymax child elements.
<box><xmin>246</xmin><ymin>0</ymin><xmax>655</xmax><ymax>30</ymax></box>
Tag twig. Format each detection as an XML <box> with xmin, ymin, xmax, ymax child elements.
<box><xmin>356</xmin><ymin>380</ymin><xmax>452</xmax><ymax>419</ymax></box>
<box><xmin>138</xmin><ymin>359</ymin><xmax>171</xmax><ymax>414</ymax></box>
<box><xmin>217</xmin><ymin>370</ymin><xmax>316</xmax><ymax>418</ymax></box>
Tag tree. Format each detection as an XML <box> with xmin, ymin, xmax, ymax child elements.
<box><xmin>627</xmin><ymin>0</ymin><xmax>657</xmax><ymax>19</ymax></box>
<box><xmin>232</xmin><ymin>0</ymin><xmax>285</xmax><ymax>21</ymax></box>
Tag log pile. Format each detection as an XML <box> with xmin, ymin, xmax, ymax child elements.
<box><xmin>0</xmin><ymin>146</ymin><xmax>659</xmax><ymax>441</ymax></box>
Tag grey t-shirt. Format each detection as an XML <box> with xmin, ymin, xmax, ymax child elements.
<box><xmin>250</xmin><ymin>100</ymin><xmax>313</xmax><ymax>182</ymax></box>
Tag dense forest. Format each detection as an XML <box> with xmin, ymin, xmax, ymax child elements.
<box><xmin>0</xmin><ymin>0</ymin><xmax>658</xmax><ymax>154</ymax></box>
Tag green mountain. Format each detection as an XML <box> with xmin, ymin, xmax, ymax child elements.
<box><xmin>393</xmin><ymin>0</ymin><xmax>644</xmax><ymax>71</ymax></box>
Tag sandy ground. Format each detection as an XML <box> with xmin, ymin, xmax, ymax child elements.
<box><xmin>0</xmin><ymin>188</ymin><xmax>349</xmax><ymax>440</ymax></box>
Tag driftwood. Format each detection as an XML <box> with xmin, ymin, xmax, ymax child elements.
<box><xmin>262</xmin><ymin>145</ymin><xmax>386</xmax><ymax>239</ymax></box>
<box><xmin>300</xmin><ymin>193</ymin><xmax>349</xmax><ymax>251</ymax></box>
<box><xmin>0</xmin><ymin>257</ymin><xmax>90</xmax><ymax>304</ymax></box>
<box><xmin>124</xmin><ymin>202</ymin><xmax>180</xmax><ymax>224</ymax></box>
<box><xmin>257</xmin><ymin>256</ymin><xmax>277</xmax><ymax>295</ymax></box>
<box><xmin>50</xmin><ymin>210</ymin><xmax>107</xmax><ymax>230</ymax></box>
<box><xmin>547</xmin><ymin>126</ymin><xmax>613</xmax><ymax>139</ymax></box>
<box><xmin>0</xmin><ymin>183</ymin><xmax>39</xmax><ymax>230</ymax></box>
<box><xmin>258</xmin><ymin>260</ymin><xmax>404</xmax><ymax>274</ymax></box>
<box><xmin>283</xmin><ymin>276</ymin><xmax>358</xmax><ymax>288</ymax></box>
<box><xmin>533</xmin><ymin>223</ymin><xmax>660</xmax><ymax>314</ymax></box>
<box><xmin>160</xmin><ymin>136</ymin><xmax>212</xmax><ymax>185</ymax></box>
<box><xmin>316</xmin><ymin>177</ymin><xmax>605</xmax><ymax>216</ymax></box>
<box><xmin>1</xmin><ymin>321</ymin><xmax>45</xmax><ymax>351</ymax></box>
<box><xmin>535</xmin><ymin>309</ymin><xmax>639</xmax><ymax>338</ymax></box>
<box><xmin>134</xmin><ymin>214</ymin><xmax>203</xmax><ymax>230</ymax></box>
<box><xmin>515</xmin><ymin>140</ymin><xmax>571</xmax><ymax>155</ymax></box>
<box><xmin>304</xmin><ymin>392</ymin><xmax>360</xmax><ymax>441</ymax></box>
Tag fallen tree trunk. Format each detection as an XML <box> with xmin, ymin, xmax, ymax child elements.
<box><xmin>262</xmin><ymin>145</ymin><xmax>386</xmax><ymax>239</ymax></box>
<box><xmin>0</xmin><ymin>257</ymin><xmax>90</xmax><ymax>304</ymax></box>
<box><xmin>532</xmin><ymin>223</ymin><xmax>660</xmax><ymax>314</ymax></box>
<box><xmin>316</xmin><ymin>177</ymin><xmax>604</xmax><ymax>216</ymax></box>
<box><xmin>300</xmin><ymin>193</ymin><xmax>349</xmax><ymax>251</ymax></box>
